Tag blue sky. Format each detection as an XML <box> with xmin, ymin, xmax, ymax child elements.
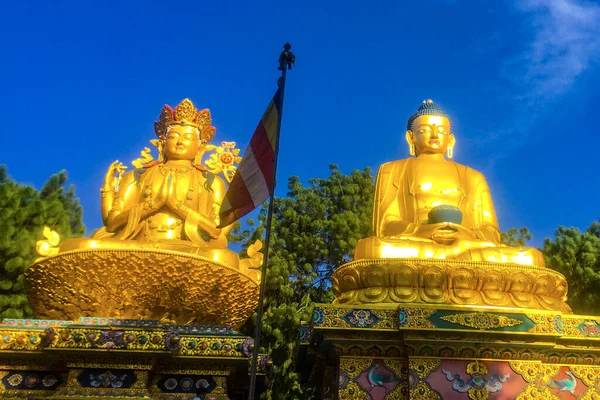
<box><xmin>1</xmin><ymin>0</ymin><xmax>599</xmax><ymax>247</ymax></box>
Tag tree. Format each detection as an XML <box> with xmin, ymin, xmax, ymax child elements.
<box><xmin>543</xmin><ymin>221</ymin><xmax>600</xmax><ymax>315</ymax></box>
<box><xmin>0</xmin><ymin>166</ymin><xmax>85</xmax><ymax>319</ymax></box>
<box><xmin>237</xmin><ymin>165</ymin><xmax>374</xmax><ymax>399</ymax></box>
<box><xmin>501</xmin><ymin>227</ymin><xmax>533</xmax><ymax>247</ymax></box>
<box><xmin>501</xmin><ymin>223</ymin><xmax>600</xmax><ymax>315</ymax></box>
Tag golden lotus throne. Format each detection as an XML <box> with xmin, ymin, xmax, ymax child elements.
<box><xmin>333</xmin><ymin>100</ymin><xmax>571</xmax><ymax>313</ymax></box>
<box><xmin>26</xmin><ymin>99</ymin><xmax>262</xmax><ymax>328</ymax></box>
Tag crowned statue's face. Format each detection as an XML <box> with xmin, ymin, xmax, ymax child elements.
<box><xmin>408</xmin><ymin>115</ymin><xmax>454</xmax><ymax>155</ymax></box>
<box><xmin>164</xmin><ymin>125</ymin><xmax>201</xmax><ymax>161</ymax></box>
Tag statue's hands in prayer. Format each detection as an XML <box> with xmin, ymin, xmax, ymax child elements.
<box><xmin>103</xmin><ymin>160</ymin><xmax>127</xmax><ymax>192</ymax></box>
<box><xmin>164</xmin><ymin>173</ymin><xmax>181</xmax><ymax>213</ymax></box>
<box><xmin>153</xmin><ymin>172</ymin><xmax>171</xmax><ymax>211</ymax></box>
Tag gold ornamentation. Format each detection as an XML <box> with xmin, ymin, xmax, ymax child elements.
<box><xmin>406</xmin><ymin>342</ymin><xmax>547</xmax><ymax>361</ymax></box>
<box><xmin>25</xmin><ymin>249</ymin><xmax>259</xmax><ymax>328</ymax></box>
<box><xmin>1</xmin><ymin>389</ymin><xmax>60</xmax><ymax>398</ymax></box>
<box><xmin>65</xmin><ymin>361</ymin><xmax>153</xmax><ymax>370</ymax></box>
<box><xmin>0</xmin><ymin>330</ymin><xmax>44</xmax><ymax>351</ymax></box>
<box><xmin>179</xmin><ymin>337</ymin><xmax>248</xmax><ymax>357</ymax></box>
<box><xmin>340</xmin><ymin>357</ymin><xmax>373</xmax><ymax>376</ymax></box>
<box><xmin>466</xmin><ymin>360</ymin><xmax>489</xmax><ymax>400</ymax></box>
<box><xmin>158</xmin><ymin>163</ymin><xmax>191</xmax><ymax>176</ymax></box>
<box><xmin>338</xmin><ymin>357</ymin><xmax>405</xmax><ymax>400</ymax></box>
<box><xmin>313</xmin><ymin>305</ymin><xmax>399</xmax><ymax>330</ymax></box>
<box><xmin>334</xmin><ymin>343</ymin><xmax>405</xmax><ymax>358</ymax></box>
<box><xmin>204</xmin><ymin>141</ymin><xmax>242</xmax><ymax>183</ymax></box>
<box><xmin>154</xmin><ymin>365</ymin><xmax>232</xmax><ymax>375</ymax></box>
<box><xmin>333</xmin><ymin>259</ymin><xmax>571</xmax><ymax>313</ymax></box>
<box><xmin>155</xmin><ymin>98</ymin><xmax>216</xmax><ymax>143</ymax></box>
<box><xmin>440</xmin><ymin>312</ymin><xmax>523</xmax><ymax>330</ymax></box>
<box><xmin>148</xmin><ymin>375</ymin><xmax>229</xmax><ymax>399</ymax></box>
<box><xmin>570</xmin><ymin>364</ymin><xmax>600</xmax><ymax>388</ymax></box>
<box><xmin>339</xmin><ymin>357</ymin><xmax>373</xmax><ymax>399</ymax></box>
<box><xmin>63</xmin><ymin>368</ymin><xmax>149</xmax><ymax>390</ymax></box>
<box><xmin>411</xmin><ymin>384</ymin><xmax>442</xmax><ymax>400</ymax></box>
<box><xmin>559</xmin><ymin>315</ymin><xmax>600</xmax><ymax>338</ymax></box>
<box><xmin>339</xmin><ymin>381</ymin><xmax>362</xmax><ymax>400</ymax></box>
<box><xmin>0</xmin><ymin>363</ymin><xmax>58</xmax><ymax>370</ymax></box>
<box><xmin>35</xmin><ymin>226</ymin><xmax>60</xmax><ymax>258</ymax></box>
<box><xmin>524</xmin><ymin>313</ymin><xmax>561</xmax><ymax>335</ymax></box>
<box><xmin>409</xmin><ymin>357</ymin><xmax>442</xmax><ymax>381</ymax></box>
<box><xmin>510</xmin><ymin>361</ymin><xmax>560</xmax><ymax>400</ymax></box>
<box><xmin>405</xmin><ymin>307</ymin><xmax>437</xmax><ymax>329</ymax></box>
<box><xmin>132</xmin><ymin>146</ymin><xmax>155</xmax><ymax>168</ymax></box>
<box><xmin>2</xmin><ymin>325</ymin><xmax>254</xmax><ymax>359</ymax></box>
<box><xmin>516</xmin><ymin>383</ymin><xmax>560</xmax><ymax>400</ymax></box>
<box><xmin>242</xmin><ymin>239</ymin><xmax>264</xmax><ymax>269</ymax></box>
<box><xmin>410</xmin><ymin>357</ymin><xmax>442</xmax><ymax>400</ymax></box>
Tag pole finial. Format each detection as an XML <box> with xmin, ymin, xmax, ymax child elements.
<box><xmin>278</xmin><ymin>42</ymin><xmax>295</xmax><ymax>71</ymax></box>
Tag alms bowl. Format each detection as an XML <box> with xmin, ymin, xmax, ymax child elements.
<box><xmin>428</xmin><ymin>205</ymin><xmax>463</xmax><ymax>224</ymax></box>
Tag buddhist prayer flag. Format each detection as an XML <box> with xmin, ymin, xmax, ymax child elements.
<box><xmin>218</xmin><ymin>89</ymin><xmax>282</xmax><ymax>228</ymax></box>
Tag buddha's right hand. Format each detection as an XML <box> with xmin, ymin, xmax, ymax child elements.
<box><xmin>103</xmin><ymin>160</ymin><xmax>127</xmax><ymax>192</ymax></box>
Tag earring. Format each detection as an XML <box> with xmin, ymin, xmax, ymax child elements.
<box><xmin>409</xmin><ymin>143</ymin><xmax>415</xmax><ymax>156</ymax></box>
<box><xmin>447</xmin><ymin>146</ymin><xmax>453</xmax><ymax>159</ymax></box>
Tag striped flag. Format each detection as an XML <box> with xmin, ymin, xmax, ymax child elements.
<box><xmin>218</xmin><ymin>89</ymin><xmax>282</xmax><ymax>228</ymax></box>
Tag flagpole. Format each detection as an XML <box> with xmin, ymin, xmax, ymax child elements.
<box><xmin>247</xmin><ymin>42</ymin><xmax>295</xmax><ymax>400</ymax></box>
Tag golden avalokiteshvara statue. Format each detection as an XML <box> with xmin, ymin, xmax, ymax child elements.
<box><xmin>26</xmin><ymin>99</ymin><xmax>263</xmax><ymax>328</ymax></box>
<box><xmin>60</xmin><ymin>100</ymin><xmax>239</xmax><ymax>265</ymax></box>
<box><xmin>334</xmin><ymin>100</ymin><xmax>571</xmax><ymax>312</ymax></box>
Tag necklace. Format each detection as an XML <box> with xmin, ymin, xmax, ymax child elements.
<box><xmin>159</xmin><ymin>164</ymin><xmax>191</xmax><ymax>176</ymax></box>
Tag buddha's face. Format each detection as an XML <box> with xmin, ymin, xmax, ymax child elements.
<box><xmin>164</xmin><ymin>125</ymin><xmax>201</xmax><ymax>161</ymax></box>
<box><xmin>407</xmin><ymin>115</ymin><xmax>455</xmax><ymax>155</ymax></box>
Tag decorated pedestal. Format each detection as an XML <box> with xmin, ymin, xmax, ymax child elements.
<box><xmin>304</xmin><ymin>300</ymin><xmax>600</xmax><ymax>399</ymax></box>
<box><xmin>0</xmin><ymin>318</ymin><xmax>270</xmax><ymax>399</ymax></box>
<box><xmin>296</xmin><ymin>99</ymin><xmax>600</xmax><ymax>399</ymax></box>
<box><xmin>25</xmin><ymin>248</ymin><xmax>260</xmax><ymax>328</ymax></box>
<box><xmin>2</xmin><ymin>98</ymin><xmax>271</xmax><ymax>399</ymax></box>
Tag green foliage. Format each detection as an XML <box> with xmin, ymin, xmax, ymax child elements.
<box><xmin>500</xmin><ymin>227</ymin><xmax>533</xmax><ymax>247</ymax></box>
<box><xmin>0</xmin><ymin>166</ymin><xmax>84</xmax><ymax>319</ymax></box>
<box><xmin>236</xmin><ymin>165</ymin><xmax>374</xmax><ymax>399</ymax></box>
<box><xmin>543</xmin><ymin>221</ymin><xmax>600</xmax><ymax>315</ymax></box>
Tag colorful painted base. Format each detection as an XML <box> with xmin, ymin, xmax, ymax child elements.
<box><xmin>0</xmin><ymin>318</ymin><xmax>270</xmax><ymax>399</ymax></box>
<box><xmin>304</xmin><ymin>303</ymin><xmax>600</xmax><ymax>399</ymax></box>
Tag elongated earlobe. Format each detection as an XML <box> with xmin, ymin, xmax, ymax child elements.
<box><xmin>405</xmin><ymin>130</ymin><xmax>416</xmax><ymax>157</ymax></box>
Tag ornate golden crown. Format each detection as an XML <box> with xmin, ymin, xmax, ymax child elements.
<box><xmin>154</xmin><ymin>98</ymin><xmax>216</xmax><ymax>144</ymax></box>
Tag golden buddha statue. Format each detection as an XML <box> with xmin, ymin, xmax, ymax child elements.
<box><xmin>25</xmin><ymin>99</ymin><xmax>263</xmax><ymax>327</ymax></box>
<box><xmin>355</xmin><ymin>100</ymin><xmax>544</xmax><ymax>266</ymax></box>
<box><xmin>333</xmin><ymin>100</ymin><xmax>570</xmax><ymax>312</ymax></box>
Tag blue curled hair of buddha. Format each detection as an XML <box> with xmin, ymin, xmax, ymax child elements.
<box><xmin>406</xmin><ymin>100</ymin><xmax>452</xmax><ymax>131</ymax></box>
